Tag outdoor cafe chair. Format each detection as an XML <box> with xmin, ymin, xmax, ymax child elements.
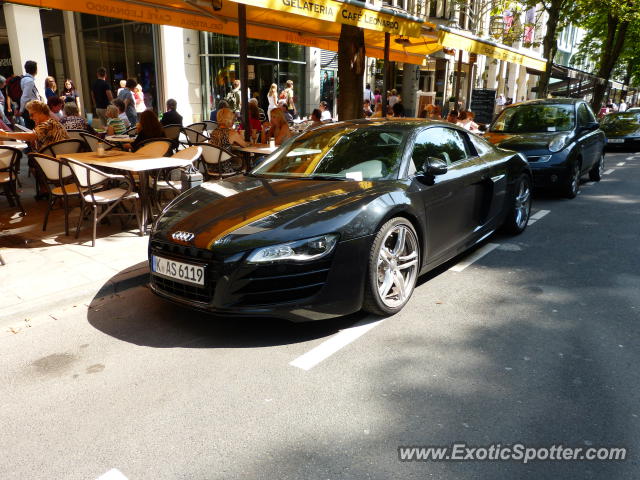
<box><xmin>0</xmin><ymin>146</ymin><xmax>25</xmax><ymax>217</ymax></box>
<box><xmin>202</xmin><ymin>120</ymin><xmax>218</xmax><ymax>133</ymax></box>
<box><xmin>66</xmin><ymin>129</ymin><xmax>87</xmax><ymax>142</ymax></box>
<box><xmin>80</xmin><ymin>132</ymin><xmax>117</xmax><ymax>152</ymax></box>
<box><xmin>29</xmin><ymin>153</ymin><xmax>83</xmax><ymax>235</ymax></box>
<box><xmin>162</xmin><ymin>124</ymin><xmax>182</xmax><ymax>152</ymax></box>
<box><xmin>39</xmin><ymin>138</ymin><xmax>87</xmax><ymax>157</ymax></box>
<box><xmin>134</xmin><ymin>138</ymin><xmax>174</xmax><ymax>157</ymax></box>
<box><xmin>186</xmin><ymin>122</ymin><xmax>206</xmax><ymax>134</ymax></box>
<box><xmin>125</xmin><ymin>126</ymin><xmax>138</xmax><ymax>136</ymax></box>
<box><xmin>65</xmin><ymin>157</ymin><xmax>142</xmax><ymax>247</ymax></box>
<box><xmin>181</xmin><ymin>127</ymin><xmax>208</xmax><ymax>147</ymax></box>
<box><xmin>192</xmin><ymin>142</ymin><xmax>236</xmax><ymax>180</ymax></box>
<box><xmin>150</xmin><ymin>146</ymin><xmax>203</xmax><ymax>206</ymax></box>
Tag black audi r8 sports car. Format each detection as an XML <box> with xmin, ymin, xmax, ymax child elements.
<box><xmin>149</xmin><ymin>119</ymin><xmax>532</xmax><ymax>321</ymax></box>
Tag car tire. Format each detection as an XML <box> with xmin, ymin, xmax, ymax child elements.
<box><xmin>563</xmin><ymin>160</ymin><xmax>581</xmax><ymax>199</ymax></box>
<box><xmin>502</xmin><ymin>174</ymin><xmax>532</xmax><ymax>235</ymax></box>
<box><xmin>362</xmin><ymin>217</ymin><xmax>420</xmax><ymax>316</ymax></box>
<box><xmin>589</xmin><ymin>152</ymin><xmax>605</xmax><ymax>182</ymax></box>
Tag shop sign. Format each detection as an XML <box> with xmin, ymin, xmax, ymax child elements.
<box><xmin>0</xmin><ymin>58</ymin><xmax>12</xmax><ymax>67</ymax></box>
<box><xmin>229</xmin><ymin>0</ymin><xmax>423</xmax><ymax>37</ymax></box>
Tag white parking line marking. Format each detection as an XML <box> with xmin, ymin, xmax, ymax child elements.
<box><xmin>529</xmin><ymin>209</ymin><xmax>550</xmax><ymax>221</ymax></box>
<box><xmin>449</xmin><ymin>243</ymin><xmax>500</xmax><ymax>272</ymax></box>
<box><xmin>617</xmin><ymin>162</ymin><xmax>626</xmax><ymax>166</ymax></box>
<box><xmin>96</xmin><ymin>469</ymin><xmax>128</xmax><ymax>480</ymax></box>
<box><xmin>603</xmin><ymin>169</ymin><xmax>615</xmax><ymax>175</ymax></box>
<box><xmin>625</xmin><ymin>156</ymin><xmax>637</xmax><ymax>160</ymax></box>
<box><xmin>290</xmin><ymin>318</ymin><xmax>385</xmax><ymax>370</ymax></box>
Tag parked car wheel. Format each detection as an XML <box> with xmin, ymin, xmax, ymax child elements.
<box><xmin>363</xmin><ymin>218</ymin><xmax>419</xmax><ymax>316</ymax></box>
<box><xmin>564</xmin><ymin>161</ymin><xmax>581</xmax><ymax>198</ymax></box>
<box><xmin>589</xmin><ymin>152</ymin><xmax>605</xmax><ymax>182</ymax></box>
<box><xmin>502</xmin><ymin>174</ymin><xmax>532</xmax><ymax>234</ymax></box>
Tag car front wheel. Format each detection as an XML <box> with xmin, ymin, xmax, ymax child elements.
<box><xmin>589</xmin><ymin>152</ymin><xmax>605</xmax><ymax>182</ymax></box>
<box><xmin>502</xmin><ymin>174</ymin><xmax>532</xmax><ymax>235</ymax></box>
<box><xmin>363</xmin><ymin>218</ymin><xmax>419</xmax><ymax>316</ymax></box>
<box><xmin>564</xmin><ymin>161</ymin><xmax>581</xmax><ymax>199</ymax></box>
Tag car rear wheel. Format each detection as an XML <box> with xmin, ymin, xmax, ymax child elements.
<box><xmin>363</xmin><ymin>218</ymin><xmax>419</xmax><ymax>316</ymax></box>
<box><xmin>589</xmin><ymin>152</ymin><xmax>605</xmax><ymax>182</ymax></box>
<box><xmin>563</xmin><ymin>161</ymin><xmax>581</xmax><ymax>199</ymax></box>
<box><xmin>502</xmin><ymin>174</ymin><xmax>532</xmax><ymax>235</ymax></box>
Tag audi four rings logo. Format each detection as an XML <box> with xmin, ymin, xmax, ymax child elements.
<box><xmin>171</xmin><ymin>231</ymin><xmax>195</xmax><ymax>242</ymax></box>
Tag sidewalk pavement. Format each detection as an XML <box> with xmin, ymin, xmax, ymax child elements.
<box><xmin>1</xmin><ymin>166</ymin><xmax>150</xmax><ymax>324</ymax></box>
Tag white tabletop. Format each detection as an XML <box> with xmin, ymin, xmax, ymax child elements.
<box><xmin>106</xmin><ymin>135</ymin><xmax>136</xmax><ymax>143</ymax></box>
<box><xmin>235</xmin><ymin>145</ymin><xmax>278</xmax><ymax>155</ymax></box>
<box><xmin>61</xmin><ymin>151</ymin><xmax>195</xmax><ymax>172</ymax></box>
<box><xmin>0</xmin><ymin>141</ymin><xmax>28</xmax><ymax>150</ymax></box>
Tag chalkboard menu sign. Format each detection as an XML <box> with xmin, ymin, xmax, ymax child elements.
<box><xmin>471</xmin><ymin>89</ymin><xmax>496</xmax><ymax>125</ymax></box>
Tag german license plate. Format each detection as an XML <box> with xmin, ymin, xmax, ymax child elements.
<box><xmin>152</xmin><ymin>255</ymin><xmax>205</xmax><ymax>286</ymax></box>
<box><xmin>608</xmin><ymin>138</ymin><xmax>624</xmax><ymax>143</ymax></box>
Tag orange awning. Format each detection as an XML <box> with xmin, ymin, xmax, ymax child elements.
<box><xmin>8</xmin><ymin>0</ymin><xmax>441</xmax><ymax>65</ymax></box>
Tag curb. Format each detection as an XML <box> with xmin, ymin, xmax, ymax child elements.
<box><xmin>0</xmin><ymin>268</ymin><xmax>150</xmax><ymax>323</ymax></box>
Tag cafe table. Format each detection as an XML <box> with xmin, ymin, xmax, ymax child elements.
<box><xmin>60</xmin><ymin>150</ymin><xmax>196</xmax><ymax>232</ymax></box>
<box><xmin>0</xmin><ymin>140</ymin><xmax>29</xmax><ymax>149</ymax></box>
<box><xmin>233</xmin><ymin>144</ymin><xmax>277</xmax><ymax>171</ymax></box>
<box><xmin>105</xmin><ymin>134</ymin><xmax>137</xmax><ymax>144</ymax></box>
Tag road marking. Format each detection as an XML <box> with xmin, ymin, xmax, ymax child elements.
<box><xmin>290</xmin><ymin>318</ymin><xmax>385</xmax><ymax>370</ymax></box>
<box><xmin>625</xmin><ymin>156</ymin><xmax>637</xmax><ymax>160</ymax></box>
<box><xmin>449</xmin><ymin>243</ymin><xmax>500</xmax><ymax>272</ymax></box>
<box><xmin>603</xmin><ymin>169</ymin><xmax>615</xmax><ymax>175</ymax></box>
<box><xmin>527</xmin><ymin>209</ymin><xmax>550</xmax><ymax>225</ymax></box>
<box><xmin>617</xmin><ymin>162</ymin><xmax>626</xmax><ymax>166</ymax></box>
<box><xmin>96</xmin><ymin>469</ymin><xmax>128</xmax><ymax>480</ymax></box>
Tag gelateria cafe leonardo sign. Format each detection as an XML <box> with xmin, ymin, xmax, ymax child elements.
<box><xmin>230</xmin><ymin>0</ymin><xmax>423</xmax><ymax>37</ymax></box>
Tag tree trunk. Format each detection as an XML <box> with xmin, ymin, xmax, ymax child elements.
<box><xmin>338</xmin><ymin>24</ymin><xmax>365</xmax><ymax>121</ymax></box>
<box><xmin>591</xmin><ymin>16</ymin><xmax>629</xmax><ymax>112</ymax></box>
<box><xmin>536</xmin><ymin>0</ymin><xmax>563</xmax><ymax>98</ymax></box>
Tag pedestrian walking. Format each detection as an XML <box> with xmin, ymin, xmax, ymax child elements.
<box><xmin>117</xmin><ymin>78</ymin><xmax>138</xmax><ymax>126</ymax></box>
<box><xmin>91</xmin><ymin>67</ymin><xmax>113</xmax><ymax>126</ymax></box>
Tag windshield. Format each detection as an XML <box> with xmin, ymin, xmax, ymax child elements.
<box><xmin>251</xmin><ymin>125</ymin><xmax>408</xmax><ymax>180</ymax></box>
<box><xmin>491</xmin><ymin>104</ymin><xmax>575</xmax><ymax>133</ymax></box>
<box><xmin>600</xmin><ymin>113</ymin><xmax>640</xmax><ymax>126</ymax></box>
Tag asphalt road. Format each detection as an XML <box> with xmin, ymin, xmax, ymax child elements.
<box><xmin>1</xmin><ymin>151</ymin><xmax>639</xmax><ymax>480</ymax></box>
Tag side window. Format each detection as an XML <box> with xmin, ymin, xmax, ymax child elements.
<box><xmin>577</xmin><ymin>104</ymin><xmax>591</xmax><ymax>126</ymax></box>
<box><xmin>468</xmin><ymin>133</ymin><xmax>493</xmax><ymax>156</ymax></box>
<box><xmin>412</xmin><ymin>127</ymin><xmax>468</xmax><ymax>170</ymax></box>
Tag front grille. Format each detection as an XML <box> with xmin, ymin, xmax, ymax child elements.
<box><xmin>153</xmin><ymin>276</ymin><xmax>214</xmax><ymax>303</ymax></box>
<box><xmin>150</xmin><ymin>240</ymin><xmax>216</xmax><ymax>304</ymax></box>
<box><xmin>232</xmin><ymin>259</ymin><xmax>332</xmax><ymax>306</ymax></box>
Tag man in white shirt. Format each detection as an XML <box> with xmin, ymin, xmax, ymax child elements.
<box><xmin>363</xmin><ymin>83</ymin><xmax>373</xmax><ymax>103</ymax></box>
<box><xmin>619</xmin><ymin>100</ymin><xmax>628</xmax><ymax>112</ymax></box>
<box><xmin>19</xmin><ymin>60</ymin><xmax>41</xmax><ymax>129</ymax></box>
<box><xmin>319</xmin><ymin>101</ymin><xmax>332</xmax><ymax>121</ymax></box>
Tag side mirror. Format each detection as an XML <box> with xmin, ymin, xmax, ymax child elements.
<box><xmin>418</xmin><ymin>157</ymin><xmax>448</xmax><ymax>176</ymax></box>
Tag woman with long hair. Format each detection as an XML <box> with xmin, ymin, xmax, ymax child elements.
<box><xmin>61</xmin><ymin>79</ymin><xmax>79</xmax><ymax>108</ymax></box>
<box><xmin>268</xmin><ymin>108</ymin><xmax>292</xmax><ymax>146</ymax></box>
<box><xmin>44</xmin><ymin>77</ymin><xmax>57</xmax><ymax>100</ymax></box>
<box><xmin>130</xmin><ymin>109</ymin><xmax>166</xmax><ymax>151</ymax></box>
<box><xmin>267</xmin><ymin>83</ymin><xmax>278</xmax><ymax>121</ymax></box>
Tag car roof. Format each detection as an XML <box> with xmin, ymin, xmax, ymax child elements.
<box><xmin>310</xmin><ymin>118</ymin><xmax>455</xmax><ymax>131</ymax></box>
<box><xmin>504</xmin><ymin>98</ymin><xmax>582</xmax><ymax>108</ymax></box>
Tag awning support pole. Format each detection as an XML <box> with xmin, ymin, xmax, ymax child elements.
<box><xmin>382</xmin><ymin>32</ymin><xmax>390</xmax><ymax>118</ymax></box>
<box><xmin>455</xmin><ymin>49</ymin><xmax>463</xmax><ymax>106</ymax></box>
<box><xmin>238</xmin><ymin>4</ymin><xmax>250</xmax><ymax>142</ymax></box>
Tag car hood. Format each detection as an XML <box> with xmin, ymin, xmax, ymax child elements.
<box><xmin>152</xmin><ymin>175</ymin><xmax>395</xmax><ymax>254</ymax></box>
<box><xmin>484</xmin><ymin>131</ymin><xmax>564</xmax><ymax>150</ymax></box>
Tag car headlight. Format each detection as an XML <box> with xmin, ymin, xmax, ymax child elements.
<box><xmin>548</xmin><ymin>134</ymin><xmax>570</xmax><ymax>153</ymax></box>
<box><xmin>246</xmin><ymin>234</ymin><xmax>339</xmax><ymax>264</ymax></box>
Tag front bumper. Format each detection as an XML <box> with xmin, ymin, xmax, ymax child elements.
<box><xmin>148</xmin><ymin>235</ymin><xmax>373</xmax><ymax>322</ymax></box>
<box><xmin>525</xmin><ymin>150</ymin><xmax>572</xmax><ymax>188</ymax></box>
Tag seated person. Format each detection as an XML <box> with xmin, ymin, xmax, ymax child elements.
<box><xmin>241</xmin><ymin>100</ymin><xmax>262</xmax><ymax>133</ymax></box>
<box><xmin>60</xmin><ymin>102</ymin><xmax>97</xmax><ymax>134</ymax></box>
<box><xmin>456</xmin><ymin>110</ymin><xmax>479</xmax><ymax>132</ymax></box>
<box><xmin>112</xmin><ymin>98</ymin><xmax>131</xmax><ymax>128</ymax></box>
<box><xmin>47</xmin><ymin>96</ymin><xmax>64</xmax><ymax>120</ymax></box>
<box><xmin>210</xmin><ymin>100</ymin><xmax>229</xmax><ymax>122</ymax></box>
<box><xmin>277</xmin><ymin>100</ymin><xmax>293</xmax><ymax>124</ymax></box>
<box><xmin>130</xmin><ymin>109</ymin><xmax>167</xmax><ymax>151</ymax></box>
<box><xmin>319</xmin><ymin>101</ymin><xmax>332</xmax><ymax>121</ymax></box>
<box><xmin>208</xmin><ymin>107</ymin><xmax>247</xmax><ymax>173</ymax></box>
<box><xmin>105</xmin><ymin>104</ymin><xmax>127</xmax><ymax>135</ymax></box>
<box><xmin>160</xmin><ymin>98</ymin><xmax>183</xmax><ymax>126</ymax></box>
<box><xmin>363</xmin><ymin>100</ymin><xmax>373</xmax><ymax>117</ymax></box>
<box><xmin>267</xmin><ymin>108</ymin><xmax>292</xmax><ymax>146</ymax></box>
<box><xmin>0</xmin><ymin>100</ymin><xmax>68</xmax><ymax>151</ymax></box>
<box><xmin>304</xmin><ymin>109</ymin><xmax>323</xmax><ymax>131</ymax></box>
<box><xmin>392</xmin><ymin>102</ymin><xmax>405</xmax><ymax>118</ymax></box>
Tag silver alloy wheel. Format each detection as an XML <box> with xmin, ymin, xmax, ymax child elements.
<box><xmin>514</xmin><ymin>178</ymin><xmax>531</xmax><ymax>229</ymax></box>
<box><xmin>599</xmin><ymin>154</ymin><xmax>605</xmax><ymax>176</ymax></box>
<box><xmin>376</xmin><ymin>224</ymin><xmax>419</xmax><ymax>308</ymax></box>
<box><xmin>570</xmin><ymin>163</ymin><xmax>580</xmax><ymax>194</ymax></box>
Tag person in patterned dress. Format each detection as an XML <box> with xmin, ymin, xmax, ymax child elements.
<box><xmin>208</xmin><ymin>107</ymin><xmax>247</xmax><ymax>174</ymax></box>
<box><xmin>0</xmin><ymin>100</ymin><xmax>68</xmax><ymax>151</ymax></box>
